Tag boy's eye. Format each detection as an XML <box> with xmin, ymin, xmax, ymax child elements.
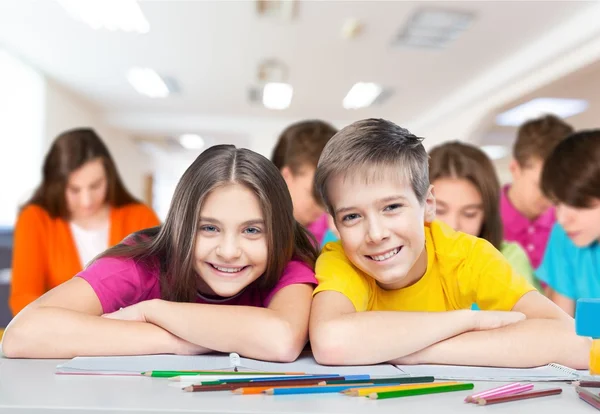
<box><xmin>342</xmin><ymin>213</ymin><xmax>360</xmax><ymax>222</ymax></box>
<box><xmin>200</xmin><ymin>225</ymin><xmax>218</xmax><ymax>232</ymax></box>
<box><xmin>384</xmin><ymin>203</ymin><xmax>403</xmax><ymax>212</ymax></box>
<box><xmin>243</xmin><ymin>227</ymin><xmax>261</xmax><ymax>235</ymax></box>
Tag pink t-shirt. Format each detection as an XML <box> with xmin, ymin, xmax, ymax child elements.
<box><xmin>307</xmin><ymin>214</ymin><xmax>329</xmax><ymax>246</ymax></box>
<box><xmin>77</xmin><ymin>257</ymin><xmax>317</xmax><ymax>314</ymax></box>
<box><xmin>500</xmin><ymin>185</ymin><xmax>555</xmax><ymax>269</ymax></box>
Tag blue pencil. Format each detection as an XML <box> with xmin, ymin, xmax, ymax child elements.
<box><xmin>265</xmin><ymin>383</ymin><xmax>398</xmax><ymax>395</ymax></box>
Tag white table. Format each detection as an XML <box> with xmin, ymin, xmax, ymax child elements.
<box><xmin>0</xmin><ymin>358</ymin><xmax>595</xmax><ymax>414</ymax></box>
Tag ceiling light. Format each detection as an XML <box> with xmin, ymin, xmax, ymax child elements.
<box><xmin>343</xmin><ymin>82</ymin><xmax>382</xmax><ymax>109</ymax></box>
<box><xmin>495</xmin><ymin>98</ymin><xmax>589</xmax><ymax>126</ymax></box>
<box><xmin>262</xmin><ymin>82</ymin><xmax>293</xmax><ymax>110</ymax></box>
<box><xmin>57</xmin><ymin>0</ymin><xmax>150</xmax><ymax>33</ymax></box>
<box><xmin>179</xmin><ymin>134</ymin><xmax>205</xmax><ymax>150</ymax></box>
<box><xmin>394</xmin><ymin>9</ymin><xmax>474</xmax><ymax>49</ymax></box>
<box><xmin>481</xmin><ymin>145</ymin><xmax>509</xmax><ymax>160</ymax></box>
<box><xmin>127</xmin><ymin>68</ymin><xmax>170</xmax><ymax>98</ymax></box>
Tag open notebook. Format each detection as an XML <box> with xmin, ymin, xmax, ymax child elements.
<box><xmin>395</xmin><ymin>363</ymin><xmax>595</xmax><ymax>382</ymax></box>
<box><xmin>55</xmin><ymin>353</ymin><xmax>403</xmax><ymax>376</ymax></box>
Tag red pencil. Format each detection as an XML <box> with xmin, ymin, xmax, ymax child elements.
<box><xmin>576</xmin><ymin>386</ymin><xmax>600</xmax><ymax>404</ymax></box>
<box><xmin>477</xmin><ymin>388</ymin><xmax>562</xmax><ymax>405</ymax></box>
<box><xmin>575</xmin><ymin>381</ymin><xmax>600</xmax><ymax>388</ymax></box>
<box><xmin>579</xmin><ymin>390</ymin><xmax>600</xmax><ymax>411</ymax></box>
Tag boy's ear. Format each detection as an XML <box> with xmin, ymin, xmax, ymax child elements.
<box><xmin>509</xmin><ymin>159</ymin><xmax>521</xmax><ymax>181</ymax></box>
<box><xmin>281</xmin><ymin>166</ymin><xmax>294</xmax><ymax>185</ymax></box>
<box><xmin>424</xmin><ymin>185</ymin><xmax>436</xmax><ymax>223</ymax></box>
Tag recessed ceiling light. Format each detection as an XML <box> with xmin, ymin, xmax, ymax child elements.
<box><xmin>394</xmin><ymin>8</ymin><xmax>474</xmax><ymax>49</ymax></box>
<box><xmin>179</xmin><ymin>134</ymin><xmax>205</xmax><ymax>150</ymax></box>
<box><xmin>343</xmin><ymin>82</ymin><xmax>382</xmax><ymax>109</ymax></box>
<box><xmin>496</xmin><ymin>98</ymin><xmax>589</xmax><ymax>126</ymax></box>
<box><xmin>57</xmin><ymin>0</ymin><xmax>150</xmax><ymax>33</ymax></box>
<box><xmin>481</xmin><ymin>145</ymin><xmax>509</xmax><ymax>160</ymax></box>
<box><xmin>127</xmin><ymin>67</ymin><xmax>170</xmax><ymax>98</ymax></box>
<box><xmin>262</xmin><ymin>82</ymin><xmax>293</xmax><ymax>110</ymax></box>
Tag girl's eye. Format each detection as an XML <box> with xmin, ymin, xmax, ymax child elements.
<box><xmin>342</xmin><ymin>213</ymin><xmax>360</xmax><ymax>222</ymax></box>
<box><xmin>463</xmin><ymin>212</ymin><xmax>478</xmax><ymax>219</ymax></box>
<box><xmin>200</xmin><ymin>225</ymin><xmax>218</xmax><ymax>232</ymax></box>
<box><xmin>244</xmin><ymin>227</ymin><xmax>261</xmax><ymax>235</ymax></box>
<box><xmin>384</xmin><ymin>203</ymin><xmax>403</xmax><ymax>212</ymax></box>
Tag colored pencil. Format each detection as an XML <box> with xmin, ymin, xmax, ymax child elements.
<box><xmin>232</xmin><ymin>383</ymin><xmax>374</xmax><ymax>395</ymax></box>
<box><xmin>143</xmin><ymin>370</ymin><xmax>303</xmax><ymax>378</ymax></box>
<box><xmin>202</xmin><ymin>374</ymin><xmax>344</xmax><ymax>384</ymax></box>
<box><xmin>265</xmin><ymin>384</ymin><xmax>390</xmax><ymax>395</ymax></box>
<box><xmin>183</xmin><ymin>378</ymin><xmax>349</xmax><ymax>392</ymax></box>
<box><xmin>579</xmin><ymin>390</ymin><xmax>600</xmax><ymax>411</ymax></box>
<box><xmin>170</xmin><ymin>373</ymin><xmax>339</xmax><ymax>382</ymax></box>
<box><xmin>466</xmin><ymin>383</ymin><xmax>533</xmax><ymax>403</ymax></box>
<box><xmin>344</xmin><ymin>381</ymin><xmax>459</xmax><ymax>397</ymax></box>
<box><xmin>576</xmin><ymin>386</ymin><xmax>600</xmax><ymax>404</ymax></box>
<box><xmin>368</xmin><ymin>383</ymin><xmax>474</xmax><ymax>400</ymax></box>
<box><xmin>322</xmin><ymin>376</ymin><xmax>434</xmax><ymax>386</ymax></box>
<box><xmin>465</xmin><ymin>382</ymin><xmax>522</xmax><ymax>402</ymax></box>
<box><xmin>574</xmin><ymin>381</ymin><xmax>600</xmax><ymax>388</ymax></box>
<box><xmin>476</xmin><ymin>388</ymin><xmax>562</xmax><ymax>406</ymax></box>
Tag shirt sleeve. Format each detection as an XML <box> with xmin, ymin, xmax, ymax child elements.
<box><xmin>464</xmin><ymin>238</ymin><xmax>536</xmax><ymax>311</ymax></box>
<box><xmin>263</xmin><ymin>259</ymin><xmax>317</xmax><ymax>307</ymax></box>
<box><xmin>313</xmin><ymin>242</ymin><xmax>371</xmax><ymax>312</ymax></box>
<box><xmin>76</xmin><ymin>256</ymin><xmax>158</xmax><ymax>313</ymax></box>
<box><xmin>501</xmin><ymin>242</ymin><xmax>541</xmax><ymax>292</ymax></box>
<box><xmin>535</xmin><ymin>224</ymin><xmax>575</xmax><ymax>299</ymax></box>
<box><xmin>9</xmin><ymin>206</ymin><xmax>49</xmax><ymax>316</ymax></box>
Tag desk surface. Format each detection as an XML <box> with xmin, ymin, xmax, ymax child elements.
<box><xmin>0</xmin><ymin>358</ymin><xmax>595</xmax><ymax>414</ymax></box>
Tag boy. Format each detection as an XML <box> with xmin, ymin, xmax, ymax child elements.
<box><xmin>271</xmin><ymin>120</ymin><xmax>338</xmax><ymax>245</ymax></box>
<box><xmin>501</xmin><ymin>115</ymin><xmax>573</xmax><ymax>269</ymax></box>
<box><xmin>537</xmin><ymin>130</ymin><xmax>600</xmax><ymax>316</ymax></box>
<box><xmin>309</xmin><ymin>118</ymin><xmax>589</xmax><ymax>369</ymax></box>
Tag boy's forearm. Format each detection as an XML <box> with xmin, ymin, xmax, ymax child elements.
<box><xmin>392</xmin><ymin>319</ymin><xmax>590</xmax><ymax>369</ymax></box>
<box><xmin>2</xmin><ymin>307</ymin><xmax>177</xmax><ymax>358</ymax></box>
<box><xmin>145</xmin><ymin>300</ymin><xmax>305</xmax><ymax>362</ymax></box>
<box><xmin>311</xmin><ymin>310</ymin><xmax>477</xmax><ymax>365</ymax></box>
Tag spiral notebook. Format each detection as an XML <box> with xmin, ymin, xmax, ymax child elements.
<box><xmin>394</xmin><ymin>363</ymin><xmax>595</xmax><ymax>382</ymax></box>
<box><xmin>55</xmin><ymin>353</ymin><xmax>402</xmax><ymax>376</ymax></box>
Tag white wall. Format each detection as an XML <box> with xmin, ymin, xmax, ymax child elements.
<box><xmin>44</xmin><ymin>80</ymin><xmax>149</xmax><ymax>199</ymax></box>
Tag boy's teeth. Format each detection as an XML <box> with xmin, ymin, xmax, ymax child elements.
<box><xmin>214</xmin><ymin>265</ymin><xmax>243</xmax><ymax>273</ymax></box>
<box><xmin>371</xmin><ymin>247</ymin><xmax>399</xmax><ymax>261</ymax></box>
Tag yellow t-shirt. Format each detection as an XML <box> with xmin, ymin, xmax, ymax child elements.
<box><xmin>313</xmin><ymin>220</ymin><xmax>535</xmax><ymax>312</ymax></box>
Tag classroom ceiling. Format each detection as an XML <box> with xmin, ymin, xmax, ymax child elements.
<box><xmin>0</xmin><ymin>0</ymin><xmax>598</xmax><ymax>147</ymax></box>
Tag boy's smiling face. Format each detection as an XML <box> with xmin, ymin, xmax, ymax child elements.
<box><xmin>328</xmin><ymin>170</ymin><xmax>436</xmax><ymax>290</ymax></box>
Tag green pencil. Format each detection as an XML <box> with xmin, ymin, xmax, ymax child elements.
<box><xmin>323</xmin><ymin>376</ymin><xmax>434</xmax><ymax>385</ymax></box>
<box><xmin>368</xmin><ymin>383</ymin><xmax>474</xmax><ymax>400</ymax></box>
<box><xmin>142</xmin><ymin>371</ymin><xmax>304</xmax><ymax>378</ymax></box>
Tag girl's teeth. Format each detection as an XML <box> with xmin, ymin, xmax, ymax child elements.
<box><xmin>371</xmin><ymin>248</ymin><xmax>399</xmax><ymax>261</ymax></box>
<box><xmin>214</xmin><ymin>265</ymin><xmax>243</xmax><ymax>273</ymax></box>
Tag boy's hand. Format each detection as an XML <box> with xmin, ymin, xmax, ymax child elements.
<box><xmin>473</xmin><ymin>311</ymin><xmax>526</xmax><ymax>331</ymax></box>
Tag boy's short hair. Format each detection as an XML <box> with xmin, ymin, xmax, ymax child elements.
<box><xmin>315</xmin><ymin>118</ymin><xmax>429</xmax><ymax>214</ymax></box>
<box><xmin>271</xmin><ymin>120</ymin><xmax>338</xmax><ymax>173</ymax></box>
<box><xmin>513</xmin><ymin>114</ymin><xmax>574</xmax><ymax>166</ymax></box>
<box><xmin>541</xmin><ymin>129</ymin><xmax>600</xmax><ymax>208</ymax></box>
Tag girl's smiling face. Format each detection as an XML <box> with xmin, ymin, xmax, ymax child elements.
<box><xmin>193</xmin><ymin>183</ymin><xmax>268</xmax><ymax>297</ymax></box>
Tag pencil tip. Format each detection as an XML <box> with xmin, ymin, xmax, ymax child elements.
<box><xmin>142</xmin><ymin>372</ymin><xmax>151</xmax><ymax>377</ymax></box>
<box><xmin>477</xmin><ymin>400</ymin><xmax>486</xmax><ymax>406</ymax></box>
<box><xmin>368</xmin><ymin>393</ymin><xmax>377</xmax><ymax>400</ymax></box>
<box><xmin>183</xmin><ymin>386</ymin><xmax>193</xmax><ymax>392</ymax></box>
<box><xmin>265</xmin><ymin>390</ymin><xmax>274</xmax><ymax>395</ymax></box>
<box><xmin>232</xmin><ymin>389</ymin><xmax>242</xmax><ymax>394</ymax></box>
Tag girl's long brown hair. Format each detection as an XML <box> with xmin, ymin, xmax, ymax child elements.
<box><xmin>97</xmin><ymin>145</ymin><xmax>318</xmax><ymax>302</ymax></box>
<box><xmin>24</xmin><ymin>128</ymin><xmax>139</xmax><ymax>218</ymax></box>
<box><xmin>429</xmin><ymin>141</ymin><xmax>503</xmax><ymax>249</ymax></box>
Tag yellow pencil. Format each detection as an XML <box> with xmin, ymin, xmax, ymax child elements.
<box><xmin>343</xmin><ymin>381</ymin><xmax>459</xmax><ymax>397</ymax></box>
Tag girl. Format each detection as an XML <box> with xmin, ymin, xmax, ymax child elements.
<box><xmin>3</xmin><ymin>145</ymin><xmax>319</xmax><ymax>361</ymax></box>
<box><xmin>9</xmin><ymin>128</ymin><xmax>159</xmax><ymax>316</ymax></box>
<box><xmin>428</xmin><ymin>142</ymin><xmax>541</xmax><ymax>291</ymax></box>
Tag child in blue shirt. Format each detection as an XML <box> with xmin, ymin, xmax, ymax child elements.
<box><xmin>537</xmin><ymin>130</ymin><xmax>600</xmax><ymax>316</ymax></box>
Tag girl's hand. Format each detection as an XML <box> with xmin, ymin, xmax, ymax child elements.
<box><xmin>473</xmin><ymin>310</ymin><xmax>526</xmax><ymax>331</ymax></box>
<box><xmin>102</xmin><ymin>301</ymin><xmax>154</xmax><ymax>323</ymax></box>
